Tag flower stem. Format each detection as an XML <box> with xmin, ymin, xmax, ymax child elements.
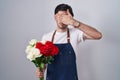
<box><xmin>40</xmin><ymin>77</ymin><xmax>44</xmax><ymax>80</ymax></box>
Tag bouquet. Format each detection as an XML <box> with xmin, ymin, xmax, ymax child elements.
<box><xmin>25</xmin><ymin>39</ymin><xmax>59</xmax><ymax>80</ymax></box>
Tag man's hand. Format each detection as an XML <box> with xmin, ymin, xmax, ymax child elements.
<box><xmin>55</xmin><ymin>9</ymin><xmax>79</xmax><ymax>27</ymax></box>
<box><xmin>60</xmin><ymin>9</ymin><xmax>75</xmax><ymax>25</ymax></box>
<box><xmin>36</xmin><ymin>65</ymin><xmax>46</xmax><ymax>78</ymax></box>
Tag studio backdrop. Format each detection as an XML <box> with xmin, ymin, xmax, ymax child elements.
<box><xmin>0</xmin><ymin>0</ymin><xmax>120</xmax><ymax>80</ymax></box>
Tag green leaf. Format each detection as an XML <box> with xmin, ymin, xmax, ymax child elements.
<box><xmin>32</xmin><ymin>60</ymin><xmax>39</xmax><ymax>67</ymax></box>
<box><xmin>40</xmin><ymin>63</ymin><xmax>44</xmax><ymax>70</ymax></box>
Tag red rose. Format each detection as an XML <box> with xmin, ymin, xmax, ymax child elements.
<box><xmin>45</xmin><ymin>41</ymin><xmax>54</xmax><ymax>46</ymax></box>
<box><xmin>40</xmin><ymin>45</ymin><xmax>52</xmax><ymax>57</ymax></box>
<box><xmin>35</xmin><ymin>41</ymin><xmax>59</xmax><ymax>57</ymax></box>
<box><xmin>51</xmin><ymin>46</ymin><xmax>59</xmax><ymax>55</ymax></box>
<box><xmin>45</xmin><ymin>41</ymin><xmax>59</xmax><ymax>55</ymax></box>
<box><xmin>36</xmin><ymin>42</ymin><xmax>44</xmax><ymax>50</ymax></box>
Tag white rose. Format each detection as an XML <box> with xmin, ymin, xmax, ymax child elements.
<box><xmin>27</xmin><ymin>52</ymin><xmax>35</xmax><ymax>61</ymax></box>
<box><xmin>25</xmin><ymin>45</ymin><xmax>32</xmax><ymax>54</ymax></box>
<box><xmin>29</xmin><ymin>39</ymin><xmax>38</xmax><ymax>46</ymax></box>
<box><xmin>27</xmin><ymin>47</ymin><xmax>42</xmax><ymax>61</ymax></box>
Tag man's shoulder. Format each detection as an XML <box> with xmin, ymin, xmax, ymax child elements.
<box><xmin>44</xmin><ymin>31</ymin><xmax>54</xmax><ymax>36</ymax></box>
<box><xmin>42</xmin><ymin>30</ymin><xmax>54</xmax><ymax>41</ymax></box>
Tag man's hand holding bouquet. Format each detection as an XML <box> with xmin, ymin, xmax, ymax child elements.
<box><xmin>25</xmin><ymin>39</ymin><xmax>59</xmax><ymax>80</ymax></box>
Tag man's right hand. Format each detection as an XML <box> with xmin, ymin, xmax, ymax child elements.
<box><xmin>36</xmin><ymin>65</ymin><xmax>46</xmax><ymax>78</ymax></box>
<box><xmin>36</xmin><ymin>68</ymin><xmax>45</xmax><ymax>78</ymax></box>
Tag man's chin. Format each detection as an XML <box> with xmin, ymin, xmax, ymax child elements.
<box><xmin>58</xmin><ymin>24</ymin><xmax>68</xmax><ymax>29</ymax></box>
<box><xmin>59</xmin><ymin>26</ymin><xmax>67</xmax><ymax>29</ymax></box>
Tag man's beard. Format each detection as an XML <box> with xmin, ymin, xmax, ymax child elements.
<box><xmin>58</xmin><ymin>23</ymin><xmax>68</xmax><ymax>29</ymax></box>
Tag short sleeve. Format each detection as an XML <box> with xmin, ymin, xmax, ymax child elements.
<box><xmin>41</xmin><ymin>34</ymin><xmax>46</xmax><ymax>41</ymax></box>
<box><xmin>77</xmin><ymin>29</ymin><xmax>84</xmax><ymax>43</ymax></box>
<box><xmin>41</xmin><ymin>31</ymin><xmax>54</xmax><ymax>41</ymax></box>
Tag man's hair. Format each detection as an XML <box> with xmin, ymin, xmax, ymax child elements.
<box><xmin>54</xmin><ymin>4</ymin><xmax>74</xmax><ymax>17</ymax></box>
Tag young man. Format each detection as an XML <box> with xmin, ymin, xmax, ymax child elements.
<box><xmin>36</xmin><ymin>3</ymin><xmax>102</xmax><ymax>80</ymax></box>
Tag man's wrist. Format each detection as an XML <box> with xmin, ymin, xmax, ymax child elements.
<box><xmin>72</xmin><ymin>20</ymin><xmax>81</xmax><ymax>28</ymax></box>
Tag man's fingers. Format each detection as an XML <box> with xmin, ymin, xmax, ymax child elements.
<box><xmin>36</xmin><ymin>68</ymin><xmax>45</xmax><ymax>78</ymax></box>
<box><xmin>36</xmin><ymin>71</ymin><xmax>44</xmax><ymax>78</ymax></box>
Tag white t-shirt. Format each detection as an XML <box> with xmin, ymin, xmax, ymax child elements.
<box><xmin>42</xmin><ymin>27</ymin><xmax>84</xmax><ymax>56</ymax></box>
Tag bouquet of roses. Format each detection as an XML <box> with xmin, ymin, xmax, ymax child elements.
<box><xmin>25</xmin><ymin>39</ymin><xmax>59</xmax><ymax>80</ymax></box>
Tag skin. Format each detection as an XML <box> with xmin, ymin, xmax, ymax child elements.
<box><xmin>36</xmin><ymin>9</ymin><xmax>102</xmax><ymax>78</ymax></box>
<box><xmin>36</xmin><ymin>65</ymin><xmax>46</xmax><ymax>78</ymax></box>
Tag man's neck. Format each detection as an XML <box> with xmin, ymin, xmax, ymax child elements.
<box><xmin>56</xmin><ymin>24</ymin><xmax>68</xmax><ymax>32</ymax></box>
<box><xmin>56</xmin><ymin>28</ymin><xmax>68</xmax><ymax>32</ymax></box>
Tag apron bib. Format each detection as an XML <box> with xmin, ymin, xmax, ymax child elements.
<box><xmin>46</xmin><ymin>28</ymin><xmax>78</xmax><ymax>80</ymax></box>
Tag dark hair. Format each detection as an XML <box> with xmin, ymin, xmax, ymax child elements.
<box><xmin>54</xmin><ymin>4</ymin><xmax>74</xmax><ymax>17</ymax></box>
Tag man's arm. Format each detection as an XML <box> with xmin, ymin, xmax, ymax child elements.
<box><xmin>60</xmin><ymin>10</ymin><xmax>102</xmax><ymax>40</ymax></box>
<box><xmin>71</xmin><ymin>20</ymin><xmax>102</xmax><ymax>40</ymax></box>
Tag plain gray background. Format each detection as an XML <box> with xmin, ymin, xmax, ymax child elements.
<box><xmin>0</xmin><ymin>0</ymin><xmax>120</xmax><ymax>80</ymax></box>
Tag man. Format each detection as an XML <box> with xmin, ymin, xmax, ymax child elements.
<box><xmin>36</xmin><ymin>3</ymin><xmax>102</xmax><ymax>80</ymax></box>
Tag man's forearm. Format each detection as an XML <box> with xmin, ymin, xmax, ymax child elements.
<box><xmin>71</xmin><ymin>19</ymin><xmax>102</xmax><ymax>39</ymax></box>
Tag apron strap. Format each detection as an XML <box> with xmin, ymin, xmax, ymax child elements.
<box><xmin>67</xmin><ymin>28</ymin><xmax>70</xmax><ymax>43</ymax></box>
<box><xmin>51</xmin><ymin>28</ymin><xmax>70</xmax><ymax>43</ymax></box>
<box><xmin>51</xmin><ymin>30</ymin><xmax>56</xmax><ymax>42</ymax></box>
